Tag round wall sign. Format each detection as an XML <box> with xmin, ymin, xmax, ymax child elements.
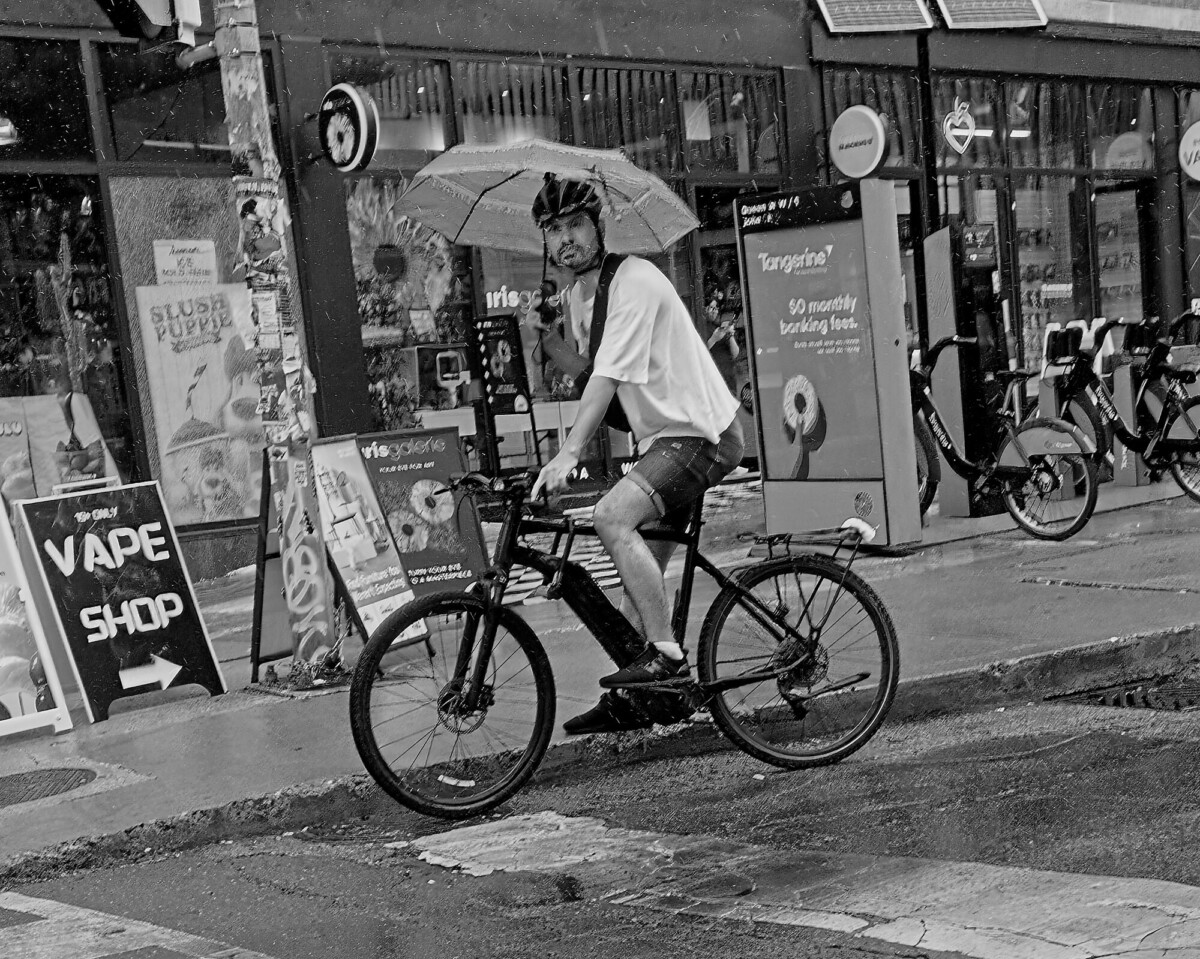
<box><xmin>318</xmin><ymin>83</ymin><xmax>380</xmax><ymax>173</ymax></box>
<box><xmin>829</xmin><ymin>105</ymin><xmax>888</xmax><ymax>179</ymax></box>
<box><xmin>1181</xmin><ymin>121</ymin><xmax>1200</xmax><ymax>183</ymax></box>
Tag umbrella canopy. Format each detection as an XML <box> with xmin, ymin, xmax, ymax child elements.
<box><xmin>394</xmin><ymin>139</ymin><xmax>699</xmax><ymax>255</ymax></box>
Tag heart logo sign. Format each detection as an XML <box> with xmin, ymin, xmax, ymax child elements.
<box><xmin>942</xmin><ymin>98</ymin><xmax>976</xmax><ymax>156</ymax></box>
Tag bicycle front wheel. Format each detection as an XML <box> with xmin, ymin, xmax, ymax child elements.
<box><xmin>697</xmin><ymin>555</ymin><xmax>898</xmax><ymax>770</ymax></box>
<box><xmin>1166</xmin><ymin>396</ymin><xmax>1200</xmax><ymax>504</ymax></box>
<box><xmin>349</xmin><ymin>591</ymin><xmax>555</xmax><ymax>820</ymax></box>
<box><xmin>999</xmin><ymin>418</ymin><xmax>1098</xmax><ymax>541</ymax></box>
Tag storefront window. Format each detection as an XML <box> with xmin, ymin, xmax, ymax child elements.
<box><xmin>934</xmin><ymin>77</ymin><xmax>1004</xmax><ymax>169</ymax></box>
<box><xmin>332</xmin><ymin>54</ymin><xmax>450</xmax><ymax>172</ymax></box>
<box><xmin>1094</xmin><ymin>181</ymin><xmax>1145</xmax><ymax>325</ymax></box>
<box><xmin>457</xmin><ymin>60</ymin><xmax>569</xmax><ymax>146</ymax></box>
<box><xmin>1013</xmin><ymin>175</ymin><xmax>1085</xmax><ymax>370</ymax></box>
<box><xmin>1089</xmin><ymin>84</ymin><xmax>1154</xmax><ymax>172</ymax></box>
<box><xmin>345</xmin><ymin>177</ymin><xmax>473</xmax><ymax>431</ymax></box>
<box><xmin>0</xmin><ymin>175</ymin><xmax>135</xmax><ymax>498</ymax></box>
<box><xmin>576</xmin><ymin>67</ymin><xmax>681</xmax><ymax>176</ymax></box>
<box><xmin>0</xmin><ymin>39</ymin><xmax>92</xmax><ymax>162</ymax></box>
<box><xmin>824</xmin><ymin>68</ymin><xmax>921</xmax><ymax>169</ymax></box>
<box><xmin>1180</xmin><ymin>90</ymin><xmax>1200</xmax><ymax>305</ymax></box>
<box><xmin>1005</xmin><ymin>80</ymin><xmax>1084</xmax><ymax>169</ymax></box>
<box><xmin>99</xmin><ymin>44</ymin><xmax>230</xmax><ymax>164</ymax></box>
<box><xmin>681</xmin><ymin>71</ymin><xmax>781</xmax><ymax>176</ymax></box>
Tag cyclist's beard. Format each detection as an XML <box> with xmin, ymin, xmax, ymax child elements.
<box><xmin>558</xmin><ymin>234</ymin><xmax>604</xmax><ymax>275</ymax></box>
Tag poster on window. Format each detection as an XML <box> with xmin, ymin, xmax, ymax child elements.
<box><xmin>0</xmin><ymin>507</ymin><xmax>72</xmax><ymax>738</ymax></box>
<box><xmin>135</xmin><ymin>284</ymin><xmax>265</xmax><ymax>525</ymax></box>
<box><xmin>0</xmin><ymin>394</ymin><xmax>121</xmax><ymax>507</ymax></box>
<box><xmin>309</xmin><ymin>437</ymin><xmax>416</xmax><ymax>639</ymax></box>
<box><xmin>739</xmin><ymin>217</ymin><xmax>884</xmax><ymax>482</ymax></box>
<box><xmin>356</xmin><ymin>428</ymin><xmax>486</xmax><ymax>596</ymax></box>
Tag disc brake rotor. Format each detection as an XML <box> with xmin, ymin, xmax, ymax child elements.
<box><xmin>436</xmin><ymin>680</ymin><xmax>493</xmax><ymax>734</ymax></box>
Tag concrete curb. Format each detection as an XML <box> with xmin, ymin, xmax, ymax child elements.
<box><xmin>3</xmin><ymin>623</ymin><xmax>1197</xmax><ymax>886</ymax></box>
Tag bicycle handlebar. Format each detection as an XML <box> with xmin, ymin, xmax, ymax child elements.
<box><xmin>923</xmin><ymin>335</ymin><xmax>978</xmax><ymax>374</ymax></box>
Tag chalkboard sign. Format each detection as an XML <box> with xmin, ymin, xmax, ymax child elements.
<box><xmin>15</xmin><ymin>482</ymin><xmax>225</xmax><ymax>722</ymax></box>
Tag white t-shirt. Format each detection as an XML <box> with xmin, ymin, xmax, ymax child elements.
<box><xmin>566</xmin><ymin>256</ymin><xmax>739</xmax><ymax>449</ymax></box>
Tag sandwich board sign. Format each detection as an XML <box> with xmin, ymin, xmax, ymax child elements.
<box><xmin>15</xmin><ymin>481</ymin><xmax>225</xmax><ymax>722</ymax></box>
<box><xmin>0</xmin><ymin>506</ymin><xmax>72</xmax><ymax>737</ymax></box>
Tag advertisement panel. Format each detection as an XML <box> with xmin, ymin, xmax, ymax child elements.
<box><xmin>134</xmin><ymin>283</ymin><xmax>264</xmax><ymax>525</ymax></box>
<box><xmin>356</xmin><ymin>428</ymin><xmax>487</xmax><ymax>596</ymax></box>
<box><xmin>740</xmin><ymin>216</ymin><xmax>884</xmax><ymax>482</ymax></box>
<box><xmin>0</xmin><ymin>394</ymin><xmax>121</xmax><ymax>506</ymax></box>
<box><xmin>16</xmin><ymin>482</ymin><xmax>225</xmax><ymax>723</ymax></box>
<box><xmin>0</xmin><ymin>508</ymin><xmax>72</xmax><ymax>737</ymax></box>
<box><xmin>309</xmin><ymin>437</ymin><xmax>415</xmax><ymax>638</ymax></box>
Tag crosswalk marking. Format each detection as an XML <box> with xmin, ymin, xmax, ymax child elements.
<box><xmin>404</xmin><ymin>811</ymin><xmax>1200</xmax><ymax>959</ymax></box>
<box><xmin>0</xmin><ymin>893</ymin><xmax>279</xmax><ymax>959</ymax></box>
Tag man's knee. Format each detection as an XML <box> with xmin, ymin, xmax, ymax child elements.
<box><xmin>593</xmin><ymin>480</ymin><xmax>656</xmax><ymax>539</ymax></box>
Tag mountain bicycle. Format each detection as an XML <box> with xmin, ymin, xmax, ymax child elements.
<box><xmin>1042</xmin><ymin>314</ymin><xmax>1200</xmax><ymax>503</ymax></box>
<box><xmin>910</xmin><ymin>334</ymin><xmax>1099</xmax><ymax>540</ymax></box>
<box><xmin>349</xmin><ymin>472</ymin><xmax>898</xmax><ymax>819</ymax></box>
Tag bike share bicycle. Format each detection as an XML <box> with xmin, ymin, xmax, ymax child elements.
<box><xmin>1040</xmin><ymin>313</ymin><xmax>1200</xmax><ymax>502</ymax></box>
<box><xmin>349</xmin><ymin>472</ymin><xmax>899</xmax><ymax>819</ymax></box>
<box><xmin>909</xmin><ymin>334</ymin><xmax>1099</xmax><ymax>540</ymax></box>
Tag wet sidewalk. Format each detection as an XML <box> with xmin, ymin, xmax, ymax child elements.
<box><xmin>1</xmin><ymin>476</ymin><xmax>1196</xmax><ymax>876</ymax></box>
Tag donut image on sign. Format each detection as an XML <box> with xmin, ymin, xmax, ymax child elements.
<box><xmin>781</xmin><ymin>373</ymin><xmax>827</xmax><ymax>479</ymax></box>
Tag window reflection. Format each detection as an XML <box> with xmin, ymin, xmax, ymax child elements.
<box><xmin>0</xmin><ymin>176</ymin><xmax>133</xmax><ymax>485</ymax></box>
<box><xmin>0</xmin><ymin>39</ymin><xmax>92</xmax><ymax>162</ymax></box>
<box><xmin>457</xmin><ymin>60</ymin><xmax>568</xmax><ymax>146</ymax></box>
<box><xmin>934</xmin><ymin>77</ymin><xmax>1003</xmax><ymax>168</ymax></box>
<box><xmin>682</xmin><ymin>72</ymin><xmax>780</xmax><ymax>175</ymax></box>
<box><xmin>99</xmin><ymin>44</ymin><xmax>229</xmax><ymax>163</ymax></box>
<box><xmin>1089</xmin><ymin>84</ymin><xmax>1154</xmax><ymax>171</ymax></box>
<box><xmin>576</xmin><ymin>67</ymin><xmax>681</xmax><ymax>175</ymax></box>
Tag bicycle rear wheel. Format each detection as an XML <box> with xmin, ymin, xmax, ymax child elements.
<box><xmin>349</xmin><ymin>591</ymin><xmax>555</xmax><ymax>820</ymax></box>
<box><xmin>1166</xmin><ymin>396</ymin><xmax>1200</xmax><ymax>503</ymax></box>
<box><xmin>999</xmin><ymin>418</ymin><xmax>1098</xmax><ymax>541</ymax></box>
<box><xmin>697</xmin><ymin>555</ymin><xmax>898</xmax><ymax>769</ymax></box>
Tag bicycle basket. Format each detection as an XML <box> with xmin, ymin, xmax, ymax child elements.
<box><xmin>1122</xmin><ymin>321</ymin><xmax>1160</xmax><ymax>355</ymax></box>
<box><xmin>1045</xmin><ymin>326</ymin><xmax>1083</xmax><ymax>364</ymax></box>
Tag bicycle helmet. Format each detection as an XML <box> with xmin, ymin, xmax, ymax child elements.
<box><xmin>531</xmin><ymin>174</ymin><xmax>603</xmax><ymax>228</ymax></box>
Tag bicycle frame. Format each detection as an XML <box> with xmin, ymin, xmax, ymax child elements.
<box><xmin>910</xmin><ymin>362</ymin><xmax>1033</xmax><ymax>485</ymax></box>
<box><xmin>1059</xmin><ymin>338</ymin><xmax>1200</xmax><ymax>460</ymax></box>
<box><xmin>454</xmin><ymin>485</ymin><xmax>862</xmax><ymax>708</ymax></box>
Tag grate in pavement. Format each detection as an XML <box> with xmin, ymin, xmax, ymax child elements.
<box><xmin>1054</xmin><ymin>680</ymin><xmax>1200</xmax><ymax>712</ymax></box>
<box><xmin>0</xmin><ymin>768</ymin><xmax>96</xmax><ymax>808</ymax></box>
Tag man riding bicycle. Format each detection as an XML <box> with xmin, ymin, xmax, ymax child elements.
<box><xmin>527</xmin><ymin>175</ymin><xmax>744</xmax><ymax>734</ymax></box>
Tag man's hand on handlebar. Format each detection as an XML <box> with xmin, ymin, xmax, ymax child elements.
<box><xmin>530</xmin><ymin>449</ymin><xmax>579</xmax><ymax>502</ymax></box>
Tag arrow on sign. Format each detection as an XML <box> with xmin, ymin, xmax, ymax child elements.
<box><xmin>119</xmin><ymin>655</ymin><xmax>183</xmax><ymax>691</ymax></box>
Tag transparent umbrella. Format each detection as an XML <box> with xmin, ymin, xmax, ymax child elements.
<box><xmin>394</xmin><ymin>138</ymin><xmax>699</xmax><ymax>254</ymax></box>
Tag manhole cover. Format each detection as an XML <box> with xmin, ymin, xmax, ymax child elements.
<box><xmin>0</xmin><ymin>768</ymin><xmax>96</xmax><ymax>808</ymax></box>
<box><xmin>1055</xmin><ymin>681</ymin><xmax>1200</xmax><ymax>712</ymax></box>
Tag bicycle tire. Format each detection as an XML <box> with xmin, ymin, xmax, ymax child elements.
<box><xmin>349</xmin><ymin>591</ymin><xmax>555</xmax><ymax>820</ymax></box>
<box><xmin>914</xmin><ymin>411</ymin><xmax>940</xmax><ymax>517</ymax></box>
<box><xmin>998</xmin><ymin>417</ymin><xmax>1098</xmax><ymax>541</ymax></box>
<box><xmin>1166</xmin><ymin>395</ymin><xmax>1200</xmax><ymax>504</ymax></box>
<box><xmin>697</xmin><ymin>554</ymin><xmax>898</xmax><ymax>770</ymax></box>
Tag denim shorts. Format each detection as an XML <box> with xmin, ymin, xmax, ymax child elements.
<box><xmin>625</xmin><ymin>417</ymin><xmax>745</xmax><ymax>529</ymax></box>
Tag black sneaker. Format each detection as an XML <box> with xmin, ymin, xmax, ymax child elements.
<box><xmin>599</xmin><ymin>646</ymin><xmax>691</xmax><ymax>689</ymax></box>
<box><xmin>563</xmin><ymin>691</ymin><xmax>653</xmax><ymax>735</ymax></box>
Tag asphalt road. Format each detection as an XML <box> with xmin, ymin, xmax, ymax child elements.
<box><xmin>10</xmin><ymin>700</ymin><xmax>1200</xmax><ymax>959</ymax></box>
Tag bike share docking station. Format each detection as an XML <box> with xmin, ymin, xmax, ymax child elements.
<box><xmin>734</xmin><ymin>181</ymin><xmax>921</xmax><ymax>547</ymax></box>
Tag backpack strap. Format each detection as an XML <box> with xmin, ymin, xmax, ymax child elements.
<box><xmin>586</xmin><ymin>253</ymin><xmax>628</xmax><ymax>361</ymax></box>
<box><xmin>573</xmin><ymin>253</ymin><xmax>632</xmax><ymax>434</ymax></box>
